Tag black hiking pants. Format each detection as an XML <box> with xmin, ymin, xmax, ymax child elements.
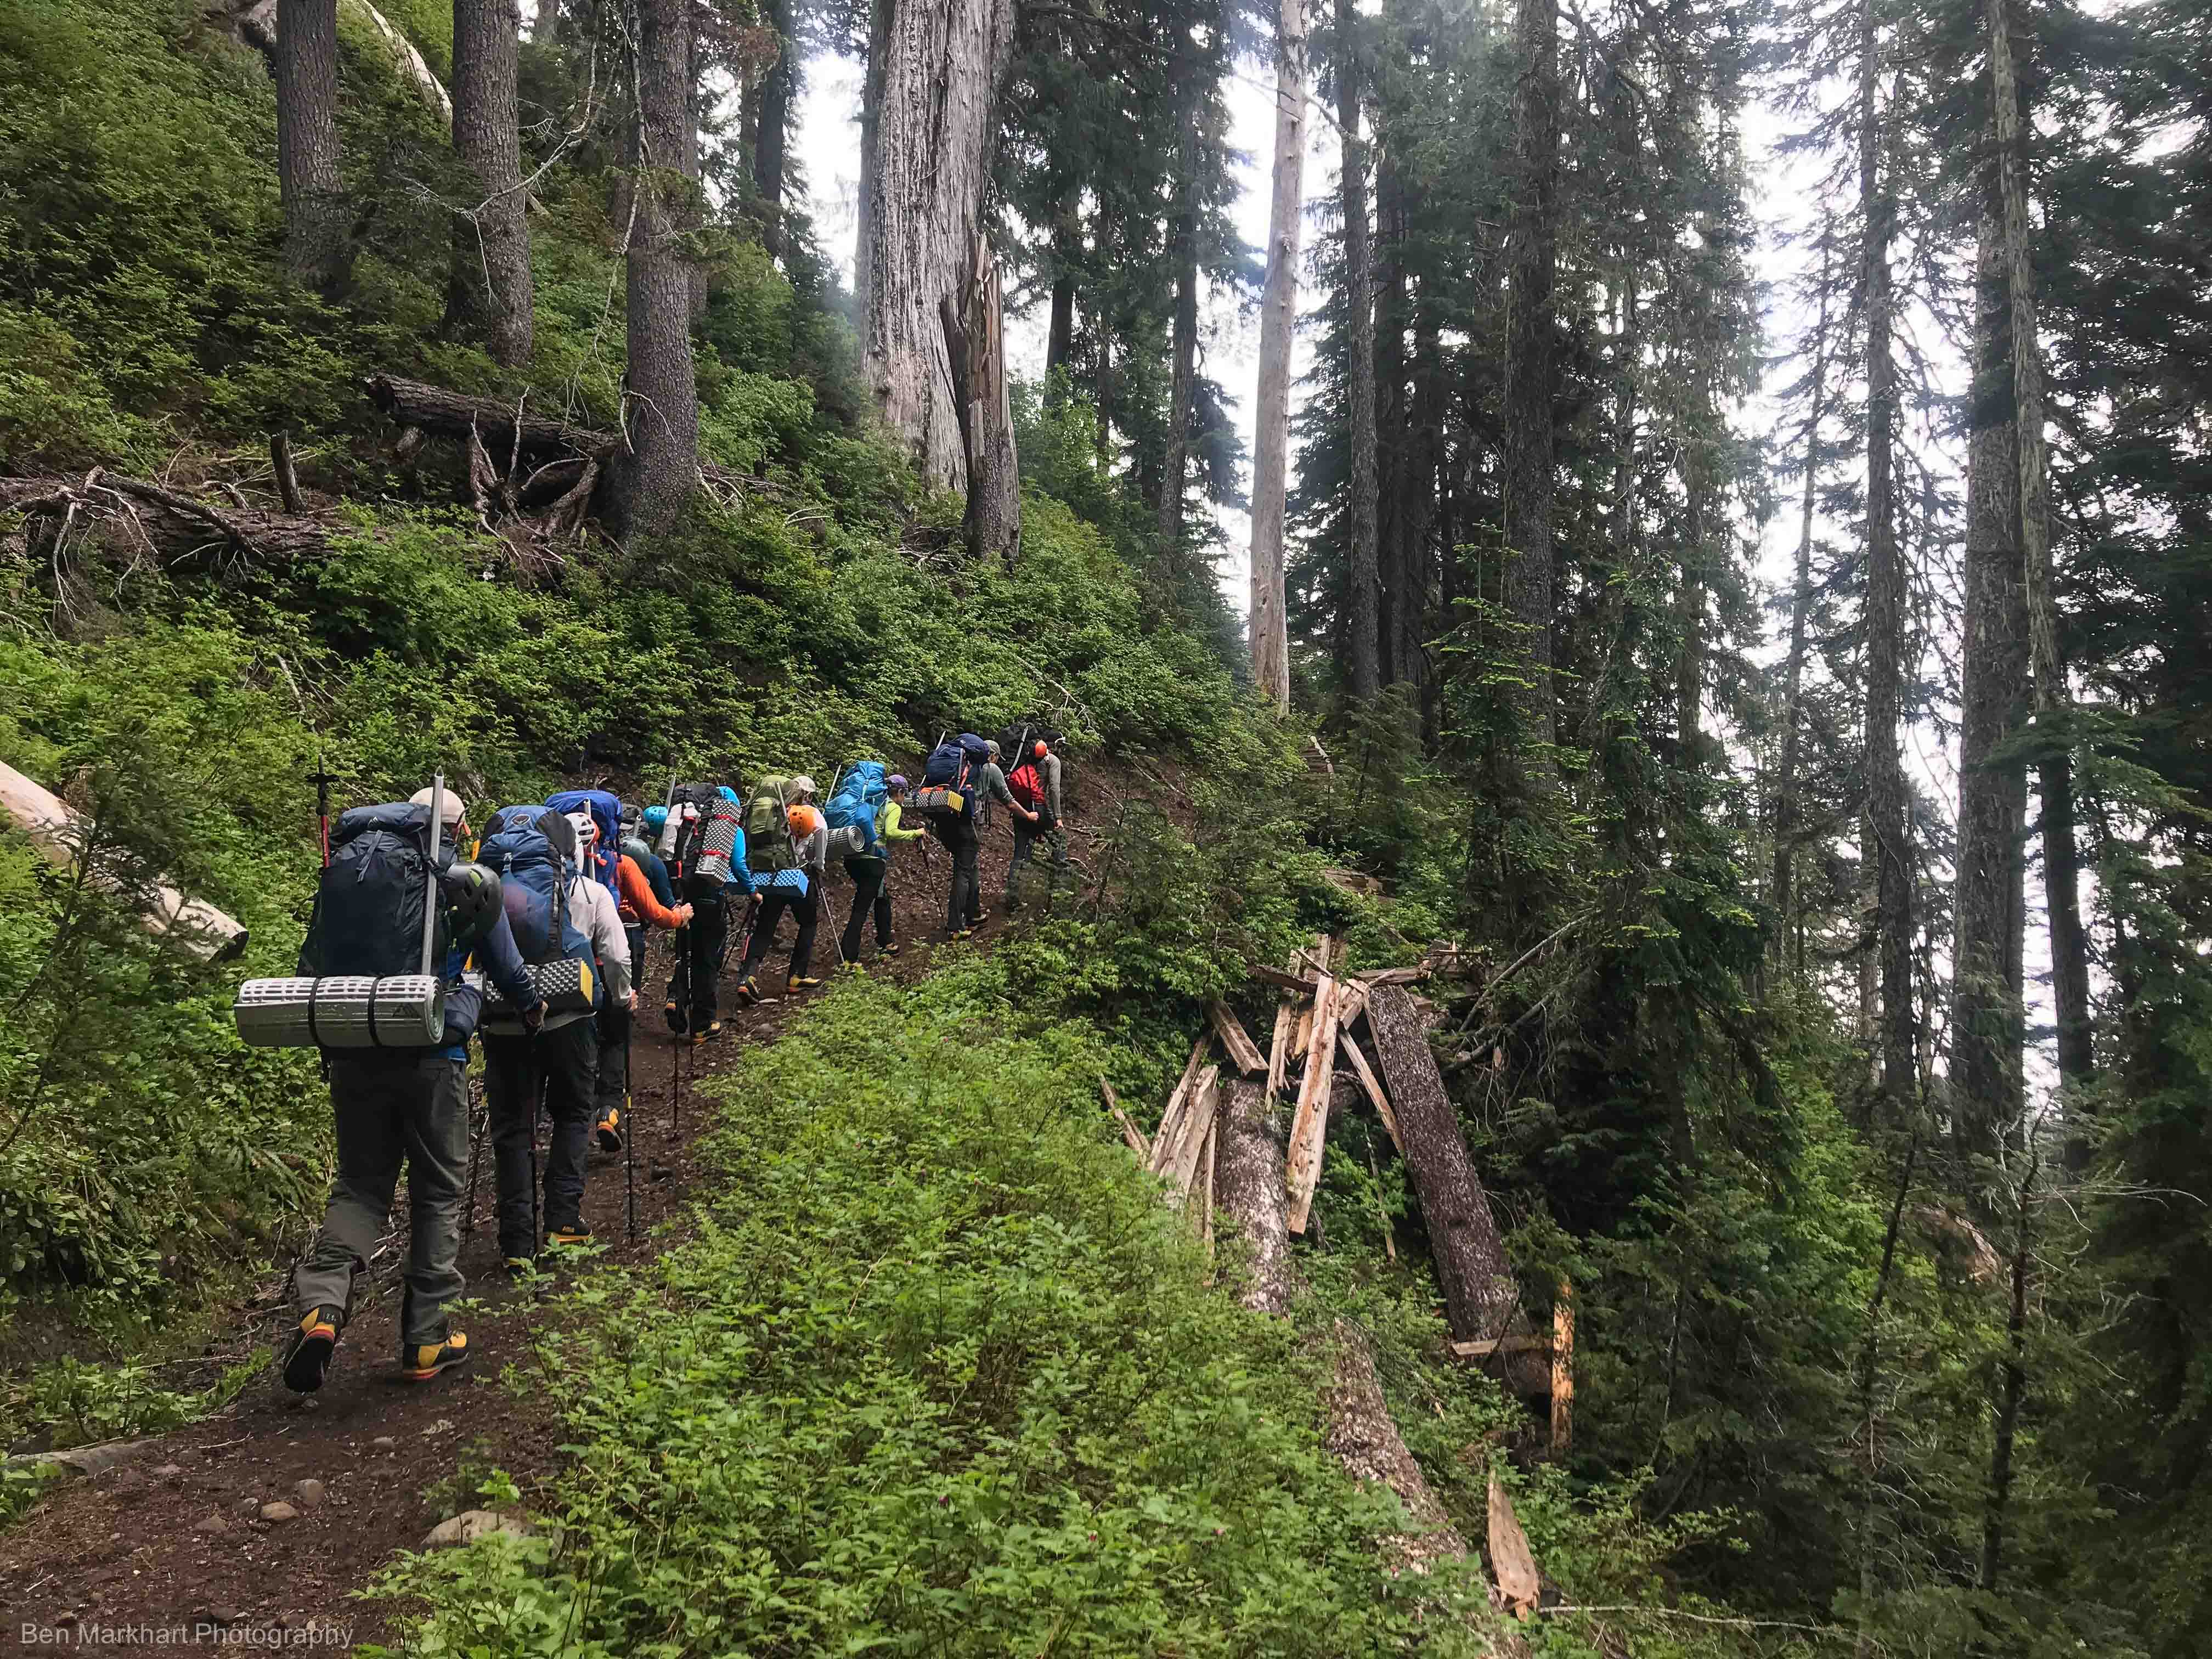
<box><xmin>742</xmin><ymin>884</ymin><xmax>819</xmax><ymax>983</ymax></box>
<box><xmin>483</xmin><ymin>1018</ymin><xmax>598</xmax><ymax>1259</ymax></box>
<box><xmin>679</xmin><ymin>874</ymin><xmax>726</xmax><ymax>1029</ymax></box>
<box><xmin>842</xmin><ymin>854</ymin><xmax>892</xmax><ymax>959</ymax></box>
<box><xmin>929</xmin><ymin>816</ymin><xmax>981</xmax><ymax>933</ymax></box>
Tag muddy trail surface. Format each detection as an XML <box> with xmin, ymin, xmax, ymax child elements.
<box><xmin>0</xmin><ymin>821</ymin><xmax>1056</xmax><ymax>1653</ymax></box>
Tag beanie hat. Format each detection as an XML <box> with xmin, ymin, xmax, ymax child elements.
<box><xmin>409</xmin><ymin>786</ymin><xmax>467</xmax><ymax>826</ymax></box>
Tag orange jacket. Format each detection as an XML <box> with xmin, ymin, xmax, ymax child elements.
<box><xmin>618</xmin><ymin>854</ymin><xmax>685</xmax><ymax>929</ymax></box>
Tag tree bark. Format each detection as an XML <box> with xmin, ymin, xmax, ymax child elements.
<box><xmin>1213</xmin><ymin>1079</ymin><xmax>1468</xmax><ymax>1572</ymax></box>
<box><xmin>1951</xmin><ymin>172</ymin><xmax>2030</xmax><ymax>1167</ymax></box>
<box><xmin>1771</xmin><ymin>241</ymin><xmax>1833</xmax><ymax>961</ymax></box>
<box><xmin>1374</xmin><ymin>153</ymin><xmax>1408</xmax><ymax>687</ymax></box>
<box><xmin>275</xmin><ymin>0</ymin><xmax>348</xmax><ymax>290</ymax></box>
<box><xmin>1337</xmin><ymin>0</ymin><xmax>1381</xmax><ymax>704</ymax></box>
<box><xmin>753</xmin><ymin>0</ymin><xmax>794</xmax><ymax>218</ymax></box>
<box><xmin>443</xmin><ymin>0</ymin><xmax>533</xmax><ymax>366</ymax></box>
<box><xmin>1247</xmin><ymin>0</ymin><xmax>1307</xmax><ymax>709</ymax></box>
<box><xmin>939</xmin><ymin>234</ymin><xmax>1021</xmax><ymax>564</ymax></box>
<box><xmin>1366</xmin><ymin>988</ymin><xmax>1525</xmax><ymax>1356</ymax></box>
<box><xmin>1988</xmin><ymin>0</ymin><xmax>2094</xmax><ymax>1097</ymax></box>
<box><xmin>859</xmin><ymin>0</ymin><xmax>1018</xmax><ymax>489</ymax></box>
<box><xmin>1858</xmin><ymin>0</ymin><xmax>1914</xmax><ymax>1113</ymax></box>
<box><xmin>611</xmin><ymin>0</ymin><xmax>701</xmax><ymax>535</ymax></box>
<box><xmin>1978</xmin><ymin>1152</ymin><xmax>2034</xmax><ymax>1593</ymax></box>
<box><xmin>1501</xmin><ymin>0</ymin><xmax>1559</xmax><ymax>774</ymax></box>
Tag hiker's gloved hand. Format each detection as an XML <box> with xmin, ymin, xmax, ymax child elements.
<box><xmin>522</xmin><ymin>1001</ymin><xmax>546</xmax><ymax>1032</ymax></box>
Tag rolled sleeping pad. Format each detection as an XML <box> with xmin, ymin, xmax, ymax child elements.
<box><xmin>234</xmin><ymin>975</ymin><xmax>445</xmax><ymax>1048</ymax></box>
<box><xmin>479</xmin><ymin>958</ymin><xmax>597</xmax><ymax>1021</ymax></box>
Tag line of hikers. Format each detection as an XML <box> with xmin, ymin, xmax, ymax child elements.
<box><xmin>278</xmin><ymin>731</ymin><xmax>1069</xmax><ymax>1395</ymax></box>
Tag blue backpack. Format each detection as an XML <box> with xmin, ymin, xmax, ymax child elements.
<box><xmin>478</xmin><ymin>806</ymin><xmax>595</xmax><ymax>983</ymax></box>
<box><xmin>825</xmin><ymin>761</ymin><xmax>889</xmax><ymax>854</ymax></box>
<box><xmin>917</xmin><ymin>735</ymin><xmax>990</xmax><ymax>824</ymax></box>
<box><xmin>545</xmin><ymin>787</ymin><xmax>622</xmax><ymax>895</ymax></box>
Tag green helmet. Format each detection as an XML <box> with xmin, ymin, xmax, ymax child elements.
<box><xmin>439</xmin><ymin>861</ymin><xmax>503</xmax><ymax>949</ymax></box>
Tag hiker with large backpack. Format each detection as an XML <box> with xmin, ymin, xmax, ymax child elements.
<box><xmin>1002</xmin><ymin>735</ymin><xmax>1070</xmax><ymax>913</ymax></box>
<box><xmin>913</xmin><ymin>733</ymin><xmax>1031</xmax><ymax>938</ymax></box>
<box><xmin>827</xmin><ymin>766</ymin><xmax>924</xmax><ymax>964</ymax></box>
<box><xmin>548</xmin><ymin>791</ymin><xmax>654</xmax><ymax>1154</ymax></box>
<box><xmin>476</xmin><ymin>805</ymin><xmax>631</xmax><ymax>1269</ymax></box>
<box><xmin>282</xmin><ymin>786</ymin><xmax>545</xmax><ymax>1395</ymax></box>
<box><xmin>735</xmin><ymin>799</ymin><xmax>829</xmax><ymax>1001</ymax></box>
<box><xmin>669</xmin><ymin>785</ymin><xmax>753</xmax><ymax>1043</ymax></box>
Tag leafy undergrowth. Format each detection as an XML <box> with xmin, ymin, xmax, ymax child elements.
<box><xmin>370</xmin><ymin>959</ymin><xmax>1504</xmax><ymax>1656</ymax></box>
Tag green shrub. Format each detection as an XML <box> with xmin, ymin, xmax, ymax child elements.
<box><xmin>371</xmin><ymin>965</ymin><xmax>1496</xmax><ymax>1656</ymax></box>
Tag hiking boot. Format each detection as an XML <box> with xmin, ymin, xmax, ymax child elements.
<box><xmin>546</xmin><ymin>1225</ymin><xmax>594</xmax><ymax>1250</ymax></box>
<box><xmin>690</xmin><ymin>1019</ymin><xmax>724</xmax><ymax>1045</ymax></box>
<box><xmin>595</xmin><ymin>1108</ymin><xmax>623</xmax><ymax>1153</ymax></box>
<box><xmin>281</xmin><ymin>1306</ymin><xmax>343</xmax><ymax>1394</ymax></box>
<box><xmin>883</xmin><ymin>941</ymin><xmax>902</xmax><ymax>956</ymax></box>
<box><xmin>663</xmin><ymin>999</ymin><xmax>687</xmax><ymax>1034</ymax></box>
<box><xmin>789</xmin><ymin>975</ymin><xmax>822</xmax><ymax>991</ymax></box>
<box><xmin>502</xmin><ymin>1256</ymin><xmax>535</xmax><ymax>1279</ymax></box>
<box><xmin>733</xmin><ymin>977</ymin><xmax>762</xmax><ymax>1006</ymax></box>
<box><xmin>400</xmin><ymin>1332</ymin><xmax>470</xmax><ymax>1382</ymax></box>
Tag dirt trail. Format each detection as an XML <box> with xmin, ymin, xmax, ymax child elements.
<box><xmin>0</xmin><ymin>827</ymin><xmax>1037</xmax><ymax>1652</ymax></box>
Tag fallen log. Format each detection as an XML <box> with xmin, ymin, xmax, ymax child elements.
<box><xmin>1368</xmin><ymin>986</ymin><xmax>1534</xmax><ymax>1375</ymax></box>
<box><xmin>366</xmin><ymin>376</ymin><xmax>624</xmax><ymax>461</ymax></box>
<box><xmin>1208</xmin><ymin>999</ymin><xmax>1268</xmax><ymax>1077</ymax></box>
<box><xmin>1448</xmin><ymin>1334</ymin><xmax>1550</xmax><ymax>1361</ymax></box>
<box><xmin>1267</xmin><ymin>996</ymin><xmax>1297</xmax><ymax>1101</ymax></box>
<box><xmin>1148</xmin><ymin>1032</ymin><xmax>1214</xmax><ymax>1177</ymax></box>
<box><xmin>1214</xmin><ymin>1080</ymin><xmax>1474</xmax><ymax>1579</ymax></box>
<box><xmin>1355</xmin><ymin>964</ymin><xmax>1430</xmax><ymax>987</ymax></box>
<box><xmin>4</xmin><ymin>472</ymin><xmax>336</xmax><ymax>568</ymax></box>
<box><xmin>0</xmin><ymin>761</ymin><xmax>248</xmax><ymax>962</ymax></box>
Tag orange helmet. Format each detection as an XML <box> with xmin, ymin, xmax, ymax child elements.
<box><xmin>1033</xmin><ymin>739</ymin><xmax>1048</xmax><ymax>758</ymax></box>
<box><xmin>786</xmin><ymin>803</ymin><xmax>821</xmax><ymax>838</ymax></box>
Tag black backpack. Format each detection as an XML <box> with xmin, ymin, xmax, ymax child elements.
<box><xmin>298</xmin><ymin>804</ymin><xmax>445</xmax><ymax>979</ymax></box>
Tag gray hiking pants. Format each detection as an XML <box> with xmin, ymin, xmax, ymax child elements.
<box><xmin>293</xmin><ymin>1051</ymin><xmax>469</xmax><ymax>1350</ymax></box>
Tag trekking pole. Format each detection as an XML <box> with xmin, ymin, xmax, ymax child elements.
<box><xmin>623</xmin><ymin>1020</ymin><xmax>638</xmax><ymax>1242</ymax></box>
<box><xmin>309</xmin><ymin>753</ymin><xmax>336</xmax><ymax>868</ymax></box>
<box><xmin>528</xmin><ymin>1057</ymin><xmax>546</xmax><ymax>1254</ymax></box>
<box><xmin>462</xmin><ymin>1079</ymin><xmax>486</xmax><ymax>1239</ymax></box>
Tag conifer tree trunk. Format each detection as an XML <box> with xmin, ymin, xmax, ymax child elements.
<box><xmin>859</xmin><ymin>0</ymin><xmax>1018</xmax><ymax>489</ymax></box>
<box><xmin>1158</xmin><ymin>170</ymin><xmax>1198</xmax><ymax>545</ymax></box>
<box><xmin>1248</xmin><ymin>0</ymin><xmax>1308</xmax><ymax>709</ymax></box>
<box><xmin>531</xmin><ymin>0</ymin><xmax>561</xmax><ymax>40</ymax></box>
<box><xmin>1406</xmin><ymin>306</ymin><xmax>1441</xmax><ymax>726</ymax></box>
<box><xmin>276</xmin><ymin>0</ymin><xmax>348</xmax><ymax>290</ymax></box>
<box><xmin>443</xmin><ymin>0</ymin><xmax>533</xmax><ymax>366</ymax></box>
<box><xmin>1337</xmin><ymin>0</ymin><xmax>1381</xmax><ymax>704</ymax></box>
<box><xmin>1989</xmin><ymin>0</ymin><xmax>2094</xmax><ymax>1094</ymax></box>
<box><xmin>1501</xmin><ymin>0</ymin><xmax>1559</xmax><ymax>773</ymax></box>
<box><xmin>611</xmin><ymin>0</ymin><xmax>700</xmax><ymax>535</ymax></box>
<box><xmin>753</xmin><ymin>0</ymin><xmax>793</xmax><ymax>223</ymax></box>
<box><xmin>1858</xmin><ymin>0</ymin><xmax>1914</xmax><ymax>1111</ymax></box>
<box><xmin>1772</xmin><ymin>246</ymin><xmax>1833</xmax><ymax>957</ymax></box>
<box><xmin>854</xmin><ymin>0</ymin><xmax>891</xmax><ymax>306</ymax></box>
<box><xmin>1951</xmin><ymin>175</ymin><xmax>2030</xmax><ymax>1165</ymax></box>
<box><xmin>1374</xmin><ymin>154</ymin><xmax>1408</xmax><ymax>687</ymax></box>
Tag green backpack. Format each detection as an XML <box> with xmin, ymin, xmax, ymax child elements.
<box><xmin>746</xmin><ymin>774</ymin><xmax>795</xmax><ymax>871</ymax></box>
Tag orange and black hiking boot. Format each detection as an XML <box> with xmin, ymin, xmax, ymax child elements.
<box><xmin>789</xmin><ymin>975</ymin><xmax>823</xmax><ymax>991</ymax></box>
<box><xmin>595</xmin><ymin>1107</ymin><xmax>623</xmax><ymax>1153</ymax></box>
<box><xmin>733</xmin><ymin>976</ymin><xmax>762</xmax><ymax>1006</ymax></box>
<box><xmin>545</xmin><ymin>1225</ymin><xmax>594</xmax><ymax>1251</ymax></box>
<box><xmin>401</xmin><ymin>1331</ymin><xmax>470</xmax><ymax>1381</ymax></box>
<box><xmin>281</xmin><ymin>1305</ymin><xmax>343</xmax><ymax>1394</ymax></box>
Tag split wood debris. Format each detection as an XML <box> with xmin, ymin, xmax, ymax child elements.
<box><xmin>1104</xmin><ymin>931</ymin><xmax>1576</xmax><ymax>1459</ymax></box>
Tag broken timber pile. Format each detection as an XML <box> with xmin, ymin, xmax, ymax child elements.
<box><xmin>1104</xmin><ymin>932</ymin><xmax>1569</xmax><ymax>1423</ymax></box>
